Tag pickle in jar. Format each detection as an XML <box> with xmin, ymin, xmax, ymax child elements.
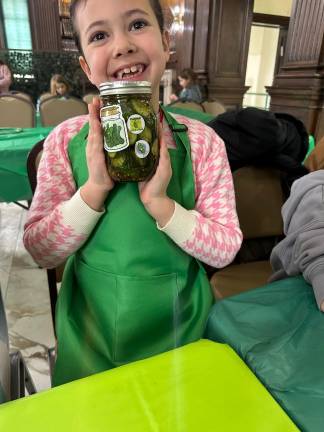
<box><xmin>131</xmin><ymin>98</ymin><xmax>152</xmax><ymax>118</ymax></box>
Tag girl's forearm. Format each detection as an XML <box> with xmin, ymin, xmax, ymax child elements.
<box><xmin>24</xmin><ymin>190</ymin><xmax>104</xmax><ymax>268</ymax></box>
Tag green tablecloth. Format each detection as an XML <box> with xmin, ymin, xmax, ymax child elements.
<box><xmin>0</xmin><ymin>340</ymin><xmax>298</xmax><ymax>431</ymax></box>
<box><xmin>164</xmin><ymin>105</ymin><xmax>215</xmax><ymax>123</ymax></box>
<box><xmin>0</xmin><ymin>108</ymin><xmax>212</xmax><ymax>204</ymax></box>
<box><xmin>206</xmin><ymin>276</ymin><xmax>324</xmax><ymax>432</ymax></box>
<box><xmin>0</xmin><ymin>127</ymin><xmax>53</xmax><ymax>202</ymax></box>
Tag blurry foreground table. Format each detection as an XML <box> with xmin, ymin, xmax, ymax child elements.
<box><xmin>0</xmin><ymin>127</ymin><xmax>52</xmax><ymax>203</ymax></box>
<box><xmin>0</xmin><ymin>340</ymin><xmax>298</xmax><ymax>432</ymax></box>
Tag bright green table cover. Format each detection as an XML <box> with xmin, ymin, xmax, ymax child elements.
<box><xmin>0</xmin><ymin>340</ymin><xmax>298</xmax><ymax>432</ymax></box>
<box><xmin>0</xmin><ymin>127</ymin><xmax>52</xmax><ymax>202</ymax></box>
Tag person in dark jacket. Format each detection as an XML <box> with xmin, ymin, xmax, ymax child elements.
<box><xmin>207</xmin><ymin>107</ymin><xmax>309</xmax><ymax>188</ymax></box>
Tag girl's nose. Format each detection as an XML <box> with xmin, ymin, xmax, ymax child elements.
<box><xmin>113</xmin><ymin>34</ymin><xmax>137</xmax><ymax>58</ymax></box>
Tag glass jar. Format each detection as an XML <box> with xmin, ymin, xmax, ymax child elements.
<box><xmin>99</xmin><ymin>81</ymin><xmax>158</xmax><ymax>182</ymax></box>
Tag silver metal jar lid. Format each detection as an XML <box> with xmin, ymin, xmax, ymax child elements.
<box><xmin>99</xmin><ymin>81</ymin><xmax>152</xmax><ymax>96</ymax></box>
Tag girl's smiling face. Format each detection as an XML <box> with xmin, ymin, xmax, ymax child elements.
<box><xmin>77</xmin><ymin>0</ymin><xmax>170</xmax><ymax>110</ymax></box>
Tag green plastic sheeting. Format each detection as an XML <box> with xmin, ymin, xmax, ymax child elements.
<box><xmin>206</xmin><ymin>275</ymin><xmax>324</xmax><ymax>432</ymax></box>
<box><xmin>0</xmin><ymin>127</ymin><xmax>52</xmax><ymax>202</ymax></box>
<box><xmin>0</xmin><ymin>340</ymin><xmax>298</xmax><ymax>431</ymax></box>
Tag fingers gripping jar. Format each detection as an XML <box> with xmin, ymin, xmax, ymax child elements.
<box><xmin>99</xmin><ymin>81</ymin><xmax>159</xmax><ymax>182</ymax></box>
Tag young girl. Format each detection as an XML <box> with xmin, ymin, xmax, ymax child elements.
<box><xmin>24</xmin><ymin>0</ymin><xmax>242</xmax><ymax>386</ymax></box>
<box><xmin>52</xmin><ymin>75</ymin><xmax>70</xmax><ymax>98</ymax></box>
<box><xmin>38</xmin><ymin>74</ymin><xmax>71</xmax><ymax>109</ymax></box>
<box><xmin>170</xmin><ymin>68</ymin><xmax>203</xmax><ymax>104</ymax></box>
<box><xmin>52</xmin><ymin>74</ymin><xmax>71</xmax><ymax>98</ymax></box>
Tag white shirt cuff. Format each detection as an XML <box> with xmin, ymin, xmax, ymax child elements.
<box><xmin>157</xmin><ymin>201</ymin><xmax>197</xmax><ymax>244</ymax></box>
<box><xmin>60</xmin><ymin>189</ymin><xmax>105</xmax><ymax>235</ymax></box>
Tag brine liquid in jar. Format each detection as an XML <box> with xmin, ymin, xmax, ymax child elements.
<box><xmin>99</xmin><ymin>81</ymin><xmax>159</xmax><ymax>182</ymax></box>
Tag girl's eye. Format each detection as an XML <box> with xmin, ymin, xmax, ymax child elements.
<box><xmin>89</xmin><ymin>32</ymin><xmax>107</xmax><ymax>43</ymax></box>
<box><xmin>130</xmin><ymin>20</ymin><xmax>147</xmax><ymax>31</ymax></box>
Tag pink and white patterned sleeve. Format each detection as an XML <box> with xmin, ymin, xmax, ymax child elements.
<box><xmin>23</xmin><ymin>116</ymin><xmax>104</xmax><ymax>268</ymax></box>
<box><xmin>159</xmin><ymin>117</ymin><xmax>242</xmax><ymax>268</ymax></box>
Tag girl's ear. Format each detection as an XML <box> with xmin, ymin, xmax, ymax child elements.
<box><xmin>162</xmin><ymin>30</ymin><xmax>170</xmax><ymax>58</ymax></box>
<box><xmin>79</xmin><ymin>56</ymin><xmax>93</xmax><ymax>83</ymax></box>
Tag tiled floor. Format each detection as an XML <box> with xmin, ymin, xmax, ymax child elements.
<box><xmin>0</xmin><ymin>202</ymin><xmax>55</xmax><ymax>392</ymax></box>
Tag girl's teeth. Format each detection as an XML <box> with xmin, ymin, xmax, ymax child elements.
<box><xmin>115</xmin><ymin>64</ymin><xmax>144</xmax><ymax>79</ymax></box>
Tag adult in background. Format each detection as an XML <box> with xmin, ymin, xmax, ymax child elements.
<box><xmin>0</xmin><ymin>60</ymin><xmax>12</xmax><ymax>93</ymax></box>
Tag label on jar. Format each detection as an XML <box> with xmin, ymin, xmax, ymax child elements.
<box><xmin>101</xmin><ymin>105</ymin><xmax>129</xmax><ymax>153</ymax></box>
<box><xmin>127</xmin><ymin>114</ymin><xmax>145</xmax><ymax>135</ymax></box>
<box><xmin>135</xmin><ymin>140</ymin><xmax>150</xmax><ymax>159</ymax></box>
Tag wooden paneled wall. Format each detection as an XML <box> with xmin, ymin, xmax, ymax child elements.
<box><xmin>28</xmin><ymin>0</ymin><xmax>62</xmax><ymax>51</ymax></box>
<box><xmin>206</xmin><ymin>0</ymin><xmax>253</xmax><ymax>107</ymax></box>
<box><xmin>163</xmin><ymin>0</ymin><xmax>253</xmax><ymax>107</ymax></box>
<box><xmin>268</xmin><ymin>0</ymin><xmax>324</xmax><ymax>138</ymax></box>
<box><xmin>285</xmin><ymin>0</ymin><xmax>324</xmax><ymax>65</ymax></box>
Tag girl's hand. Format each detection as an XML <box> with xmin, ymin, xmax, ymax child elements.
<box><xmin>138</xmin><ymin>127</ymin><xmax>175</xmax><ymax>226</ymax></box>
<box><xmin>80</xmin><ymin>97</ymin><xmax>114</xmax><ymax>211</ymax></box>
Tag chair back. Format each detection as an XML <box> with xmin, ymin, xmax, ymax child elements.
<box><xmin>202</xmin><ymin>100</ymin><xmax>226</xmax><ymax>116</ymax></box>
<box><xmin>232</xmin><ymin>166</ymin><xmax>284</xmax><ymax>239</ymax></box>
<box><xmin>83</xmin><ymin>93</ymin><xmax>99</xmax><ymax>104</ymax></box>
<box><xmin>209</xmin><ymin>166</ymin><xmax>285</xmax><ymax>300</ymax></box>
<box><xmin>39</xmin><ymin>92</ymin><xmax>52</xmax><ymax>103</ymax></box>
<box><xmin>11</xmin><ymin>91</ymin><xmax>33</xmax><ymax>103</ymax></box>
<box><xmin>26</xmin><ymin>139</ymin><xmax>45</xmax><ymax>194</ymax></box>
<box><xmin>0</xmin><ymin>93</ymin><xmax>35</xmax><ymax>127</ymax></box>
<box><xmin>170</xmin><ymin>101</ymin><xmax>205</xmax><ymax>112</ymax></box>
<box><xmin>0</xmin><ymin>289</ymin><xmax>10</xmax><ymax>403</ymax></box>
<box><xmin>40</xmin><ymin>96</ymin><xmax>88</xmax><ymax>127</ymax></box>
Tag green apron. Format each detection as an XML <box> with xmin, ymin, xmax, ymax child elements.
<box><xmin>53</xmin><ymin>109</ymin><xmax>213</xmax><ymax>386</ymax></box>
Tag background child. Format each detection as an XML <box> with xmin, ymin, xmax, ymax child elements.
<box><xmin>0</xmin><ymin>60</ymin><xmax>12</xmax><ymax>93</ymax></box>
<box><xmin>24</xmin><ymin>0</ymin><xmax>242</xmax><ymax>386</ymax></box>
<box><xmin>38</xmin><ymin>74</ymin><xmax>71</xmax><ymax>109</ymax></box>
<box><xmin>52</xmin><ymin>74</ymin><xmax>71</xmax><ymax>98</ymax></box>
<box><xmin>170</xmin><ymin>68</ymin><xmax>203</xmax><ymax>104</ymax></box>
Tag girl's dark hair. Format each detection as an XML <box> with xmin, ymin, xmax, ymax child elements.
<box><xmin>70</xmin><ymin>0</ymin><xmax>164</xmax><ymax>54</ymax></box>
<box><xmin>179</xmin><ymin>68</ymin><xmax>197</xmax><ymax>83</ymax></box>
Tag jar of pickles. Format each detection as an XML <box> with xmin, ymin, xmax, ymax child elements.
<box><xmin>99</xmin><ymin>81</ymin><xmax>158</xmax><ymax>182</ymax></box>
